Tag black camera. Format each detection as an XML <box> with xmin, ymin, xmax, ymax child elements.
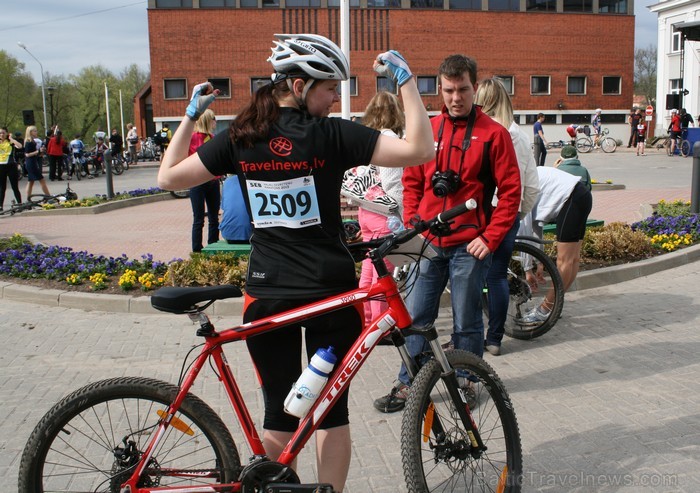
<box><xmin>431</xmin><ymin>170</ymin><xmax>461</xmax><ymax>197</ymax></box>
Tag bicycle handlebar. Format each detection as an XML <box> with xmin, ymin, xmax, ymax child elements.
<box><xmin>349</xmin><ymin>199</ymin><xmax>478</xmax><ymax>260</ymax></box>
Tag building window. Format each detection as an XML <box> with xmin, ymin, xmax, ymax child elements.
<box><xmin>450</xmin><ymin>0</ymin><xmax>482</xmax><ymax>9</ymax></box>
<box><xmin>488</xmin><ymin>0</ymin><xmax>519</xmax><ymax>10</ymax></box>
<box><xmin>411</xmin><ymin>0</ymin><xmax>443</xmax><ymax>6</ymax></box>
<box><xmin>495</xmin><ymin>75</ymin><xmax>514</xmax><ymax>95</ymax></box>
<box><xmin>377</xmin><ymin>77</ymin><xmax>398</xmax><ymax>95</ymax></box>
<box><xmin>199</xmin><ymin>0</ymin><xmax>235</xmax><ymax>6</ymax></box>
<box><xmin>672</xmin><ymin>25</ymin><xmax>682</xmax><ymax>53</ymax></box>
<box><xmin>670</xmin><ymin>78</ymin><xmax>683</xmax><ymax>93</ymax></box>
<box><xmin>263</xmin><ymin>0</ymin><xmax>279</xmax><ymax>6</ymax></box>
<box><xmin>336</xmin><ymin>77</ymin><xmax>358</xmax><ymax>96</ymax></box>
<box><xmin>526</xmin><ymin>0</ymin><xmax>555</xmax><ymax>10</ymax></box>
<box><xmin>164</xmin><ymin>79</ymin><xmax>187</xmax><ymax>99</ymax></box>
<box><xmin>155</xmin><ymin>0</ymin><xmax>193</xmax><ymax>6</ymax></box>
<box><xmin>287</xmin><ymin>0</ymin><xmax>321</xmax><ymax>5</ymax></box>
<box><xmin>562</xmin><ymin>113</ymin><xmax>595</xmax><ymax>124</ymax></box>
<box><xmin>602</xmin><ymin>76</ymin><xmax>621</xmax><ymax>95</ymax></box>
<box><xmin>562</xmin><ymin>0</ymin><xmax>592</xmax><ymax>12</ymax></box>
<box><xmin>328</xmin><ymin>0</ymin><xmax>360</xmax><ymax>5</ymax></box>
<box><xmin>417</xmin><ymin>76</ymin><xmax>438</xmax><ymax>95</ymax></box>
<box><xmin>525</xmin><ymin>114</ymin><xmax>555</xmax><ymax>124</ymax></box>
<box><xmin>599</xmin><ymin>0</ymin><xmax>626</xmax><ymax>13</ymax></box>
<box><xmin>240</xmin><ymin>0</ymin><xmax>257</xmax><ymax>6</ymax></box>
<box><xmin>368</xmin><ymin>0</ymin><xmax>401</xmax><ymax>6</ymax></box>
<box><xmin>208</xmin><ymin>78</ymin><xmax>231</xmax><ymax>98</ymax></box>
<box><xmin>530</xmin><ymin>76</ymin><xmax>550</xmax><ymax>95</ymax></box>
<box><xmin>567</xmin><ymin>76</ymin><xmax>586</xmax><ymax>95</ymax></box>
<box><xmin>251</xmin><ymin>78</ymin><xmax>271</xmax><ymax>93</ymax></box>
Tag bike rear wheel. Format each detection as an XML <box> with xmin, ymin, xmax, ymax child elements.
<box><xmin>18</xmin><ymin>376</ymin><xmax>242</xmax><ymax>493</ymax></box>
<box><xmin>501</xmin><ymin>241</ymin><xmax>564</xmax><ymax>340</ymax></box>
<box><xmin>401</xmin><ymin>349</ymin><xmax>522</xmax><ymax>493</ymax></box>
<box><xmin>680</xmin><ymin>140</ymin><xmax>691</xmax><ymax>157</ymax></box>
<box><xmin>575</xmin><ymin>137</ymin><xmax>592</xmax><ymax>153</ymax></box>
<box><xmin>601</xmin><ymin>137</ymin><xmax>617</xmax><ymax>153</ymax></box>
<box><xmin>111</xmin><ymin>157</ymin><xmax>125</xmax><ymax>175</ymax></box>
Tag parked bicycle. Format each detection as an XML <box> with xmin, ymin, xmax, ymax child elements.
<box><xmin>576</xmin><ymin>127</ymin><xmax>617</xmax><ymax>153</ymax></box>
<box><xmin>137</xmin><ymin>137</ymin><xmax>161</xmax><ymax>161</ymax></box>
<box><xmin>483</xmin><ymin>236</ymin><xmax>564</xmax><ymax>340</ymax></box>
<box><xmin>545</xmin><ymin>139</ymin><xmax>569</xmax><ymax>150</ymax></box>
<box><xmin>19</xmin><ymin>201</ymin><xmax>523</xmax><ymax>493</ymax></box>
<box><xmin>66</xmin><ymin>153</ymin><xmax>88</xmax><ymax>181</ymax></box>
<box><xmin>662</xmin><ymin>132</ymin><xmax>691</xmax><ymax>157</ymax></box>
<box><xmin>0</xmin><ymin>184</ymin><xmax>78</xmax><ymax>216</ymax></box>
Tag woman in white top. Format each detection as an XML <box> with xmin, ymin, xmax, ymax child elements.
<box><xmin>474</xmin><ymin>78</ymin><xmax>539</xmax><ymax>355</ymax></box>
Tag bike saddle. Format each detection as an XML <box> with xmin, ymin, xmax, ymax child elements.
<box><xmin>151</xmin><ymin>285</ymin><xmax>243</xmax><ymax>313</ymax></box>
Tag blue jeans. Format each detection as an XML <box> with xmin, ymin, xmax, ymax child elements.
<box><xmin>485</xmin><ymin>218</ymin><xmax>520</xmax><ymax>347</ymax></box>
<box><xmin>190</xmin><ymin>180</ymin><xmax>221</xmax><ymax>252</ymax></box>
<box><xmin>398</xmin><ymin>243</ymin><xmax>491</xmax><ymax>385</ymax></box>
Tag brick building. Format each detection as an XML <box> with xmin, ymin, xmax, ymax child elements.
<box><xmin>136</xmin><ymin>0</ymin><xmax>635</xmax><ymax>141</ymax></box>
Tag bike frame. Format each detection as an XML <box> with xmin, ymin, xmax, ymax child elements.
<box><xmin>122</xmin><ymin>231</ymin><xmax>485</xmax><ymax>492</ymax></box>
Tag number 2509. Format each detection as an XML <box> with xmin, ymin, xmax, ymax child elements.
<box><xmin>255</xmin><ymin>191</ymin><xmax>312</xmax><ymax>217</ymax></box>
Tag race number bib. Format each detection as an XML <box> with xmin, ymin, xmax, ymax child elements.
<box><xmin>246</xmin><ymin>176</ymin><xmax>321</xmax><ymax>229</ymax></box>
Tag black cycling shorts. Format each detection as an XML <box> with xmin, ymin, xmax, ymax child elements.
<box><xmin>244</xmin><ymin>296</ymin><xmax>362</xmax><ymax>432</ymax></box>
<box><xmin>555</xmin><ymin>182</ymin><xmax>593</xmax><ymax>242</ymax></box>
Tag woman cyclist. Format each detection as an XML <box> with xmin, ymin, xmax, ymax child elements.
<box><xmin>158</xmin><ymin>34</ymin><xmax>433</xmax><ymax>492</ymax></box>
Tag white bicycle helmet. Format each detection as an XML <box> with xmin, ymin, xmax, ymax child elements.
<box><xmin>268</xmin><ymin>34</ymin><xmax>350</xmax><ymax>82</ymax></box>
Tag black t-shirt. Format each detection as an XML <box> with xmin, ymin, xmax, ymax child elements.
<box><xmin>198</xmin><ymin>108</ymin><xmax>380</xmax><ymax>299</ymax></box>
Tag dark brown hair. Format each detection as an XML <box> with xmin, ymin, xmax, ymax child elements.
<box><xmin>229</xmin><ymin>81</ymin><xmax>293</xmax><ymax>148</ymax></box>
<box><xmin>438</xmin><ymin>55</ymin><xmax>478</xmax><ymax>85</ymax></box>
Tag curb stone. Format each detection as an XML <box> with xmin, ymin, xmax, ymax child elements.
<box><xmin>2</xmin><ymin>242</ymin><xmax>700</xmax><ymax>314</ymax></box>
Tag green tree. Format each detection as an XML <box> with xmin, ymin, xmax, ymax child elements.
<box><xmin>634</xmin><ymin>45</ymin><xmax>657</xmax><ymax>107</ymax></box>
<box><xmin>0</xmin><ymin>50</ymin><xmax>39</xmax><ymax>133</ymax></box>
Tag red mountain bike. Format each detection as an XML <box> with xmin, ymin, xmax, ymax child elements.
<box><xmin>19</xmin><ymin>201</ymin><xmax>522</xmax><ymax>493</ymax></box>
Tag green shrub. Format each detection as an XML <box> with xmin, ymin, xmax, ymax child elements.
<box><xmin>166</xmin><ymin>253</ymin><xmax>248</xmax><ymax>290</ymax></box>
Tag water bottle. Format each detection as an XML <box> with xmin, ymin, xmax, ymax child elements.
<box><xmin>386</xmin><ymin>215</ymin><xmax>404</xmax><ymax>232</ymax></box>
<box><xmin>284</xmin><ymin>346</ymin><xmax>337</xmax><ymax>418</ymax></box>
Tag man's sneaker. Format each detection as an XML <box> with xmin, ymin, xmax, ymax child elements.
<box><xmin>457</xmin><ymin>377</ymin><xmax>478</xmax><ymax>409</ymax></box>
<box><xmin>516</xmin><ymin>306</ymin><xmax>550</xmax><ymax>325</ymax></box>
<box><xmin>373</xmin><ymin>383</ymin><xmax>410</xmax><ymax>413</ymax></box>
<box><xmin>485</xmin><ymin>344</ymin><xmax>501</xmax><ymax>356</ymax></box>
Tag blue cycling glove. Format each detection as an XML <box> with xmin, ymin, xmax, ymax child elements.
<box><xmin>186</xmin><ymin>82</ymin><xmax>217</xmax><ymax>120</ymax></box>
<box><xmin>374</xmin><ymin>50</ymin><xmax>413</xmax><ymax>87</ymax></box>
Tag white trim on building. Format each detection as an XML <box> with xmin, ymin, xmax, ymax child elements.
<box><xmin>649</xmin><ymin>0</ymin><xmax>700</xmax><ymax>135</ymax></box>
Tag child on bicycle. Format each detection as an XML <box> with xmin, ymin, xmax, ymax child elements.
<box><xmin>157</xmin><ymin>34</ymin><xmax>433</xmax><ymax>492</ymax></box>
<box><xmin>69</xmin><ymin>134</ymin><xmax>86</xmax><ymax>173</ymax></box>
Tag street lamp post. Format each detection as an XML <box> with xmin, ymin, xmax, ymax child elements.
<box><xmin>47</xmin><ymin>87</ymin><xmax>55</xmax><ymax>128</ymax></box>
<box><xmin>17</xmin><ymin>42</ymin><xmax>49</xmax><ymax>135</ymax></box>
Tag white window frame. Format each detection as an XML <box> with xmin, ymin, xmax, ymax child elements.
<box><xmin>671</xmin><ymin>25</ymin><xmax>682</xmax><ymax>53</ymax></box>
<box><xmin>567</xmin><ymin>76</ymin><xmax>587</xmax><ymax>95</ymax></box>
<box><xmin>163</xmin><ymin>78</ymin><xmax>188</xmax><ymax>100</ymax></box>
<box><xmin>530</xmin><ymin>75</ymin><xmax>551</xmax><ymax>95</ymax></box>
<box><xmin>602</xmin><ymin>76</ymin><xmax>621</xmax><ymax>95</ymax></box>
<box><xmin>495</xmin><ymin>75</ymin><xmax>514</xmax><ymax>95</ymax></box>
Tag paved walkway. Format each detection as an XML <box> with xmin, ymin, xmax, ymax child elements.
<box><xmin>2</xmin><ymin>259</ymin><xmax>700</xmax><ymax>492</ymax></box>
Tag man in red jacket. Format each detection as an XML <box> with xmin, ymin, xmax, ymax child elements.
<box><xmin>374</xmin><ymin>54</ymin><xmax>521</xmax><ymax>412</ymax></box>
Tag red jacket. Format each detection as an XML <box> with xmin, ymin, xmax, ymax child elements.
<box><xmin>402</xmin><ymin>106</ymin><xmax>521</xmax><ymax>252</ymax></box>
<box><xmin>47</xmin><ymin>137</ymin><xmax>66</xmax><ymax>157</ymax></box>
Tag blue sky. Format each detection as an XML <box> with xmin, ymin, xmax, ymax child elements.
<box><xmin>4</xmin><ymin>0</ymin><xmax>657</xmax><ymax>83</ymax></box>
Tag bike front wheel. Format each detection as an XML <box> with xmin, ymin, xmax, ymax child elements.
<box><xmin>18</xmin><ymin>376</ymin><xmax>242</xmax><ymax>493</ymax></box>
<box><xmin>502</xmin><ymin>241</ymin><xmax>564</xmax><ymax>340</ymax></box>
<box><xmin>111</xmin><ymin>157</ymin><xmax>125</xmax><ymax>175</ymax></box>
<box><xmin>601</xmin><ymin>137</ymin><xmax>617</xmax><ymax>153</ymax></box>
<box><xmin>575</xmin><ymin>137</ymin><xmax>592</xmax><ymax>153</ymax></box>
<box><xmin>401</xmin><ymin>349</ymin><xmax>522</xmax><ymax>493</ymax></box>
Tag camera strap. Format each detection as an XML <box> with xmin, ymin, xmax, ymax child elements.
<box><xmin>435</xmin><ymin>106</ymin><xmax>477</xmax><ymax>175</ymax></box>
